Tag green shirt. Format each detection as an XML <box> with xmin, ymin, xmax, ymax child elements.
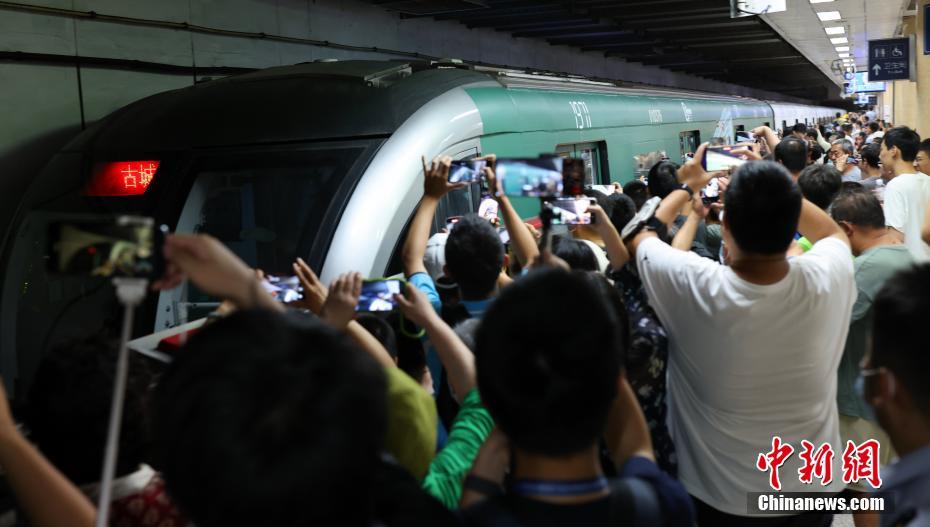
<box><xmin>422</xmin><ymin>388</ymin><xmax>494</xmax><ymax>509</ymax></box>
<box><xmin>837</xmin><ymin>245</ymin><xmax>914</xmax><ymax>419</ymax></box>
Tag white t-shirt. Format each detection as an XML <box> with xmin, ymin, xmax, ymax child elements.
<box><xmin>883</xmin><ymin>172</ymin><xmax>930</xmax><ymax>262</ymax></box>
<box><xmin>636</xmin><ymin>236</ymin><xmax>855</xmax><ymax>515</ymax></box>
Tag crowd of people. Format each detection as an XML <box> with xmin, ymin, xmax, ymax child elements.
<box><xmin>2</xmin><ymin>111</ymin><xmax>930</xmax><ymax>527</ymax></box>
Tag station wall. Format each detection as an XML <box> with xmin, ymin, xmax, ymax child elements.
<box><xmin>0</xmin><ymin>0</ymin><xmax>800</xmax><ymax>245</ymax></box>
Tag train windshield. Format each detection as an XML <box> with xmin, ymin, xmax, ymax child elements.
<box><xmin>157</xmin><ymin>146</ymin><xmax>367</xmax><ymax>326</ymax></box>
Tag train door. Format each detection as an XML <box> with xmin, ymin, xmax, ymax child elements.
<box><xmin>555</xmin><ymin>141</ymin><xmax>610</xmax><ymax>185</ymax></box>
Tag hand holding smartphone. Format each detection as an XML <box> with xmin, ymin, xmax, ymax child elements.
<box><xmin>357</xmin><ymin>278</ymin><xmax>405</xmax><ymax>312</ymax></box>
<box><xmin>448</xmin><ymin>160</ymin><xmax>487</xmax><ymax>184</ymax></box>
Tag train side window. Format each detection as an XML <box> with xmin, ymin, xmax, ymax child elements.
<box><xmin>679</xmin><ymin>130</ymin><xmax>701</xmax><ymax>160</ymax></box>
<box><xmin>555</xmin><ymin>141</ymin><xmax>609</xmax><ymax>184</ymax></box>
<box><xmin>764</xmin><ymin>122</ymin><xmax>771</xmax><ymax>128</ymax></box>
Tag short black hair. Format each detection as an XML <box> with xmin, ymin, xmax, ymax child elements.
<box><xmin>607</xmin><ymin>193</ymin><xmax>638</xmax><ymax>234</ymax></box>
<box><xmin>873</xmin><ymin>264</ymin><xmax>930</xmax><ymax>416</ymax></box>
<box><xmin>775</xmin><ymin>137</ymin><xmax>809</xmax><ymax>173</ymax></box>
<box><xmin>868</xmin><ymin>122</ymin><xmax>880</xmax><ymax>133</ymax></box>
<box><xmin>798</xmin><ymin>164</ymin><xmax>843</xmax><ymax>210</ymax></box>
<box><xmin>476</xmin><ymin>269</ymin><xmax>625</xmax><ymax>456</ymax></box>
<box><xmin>861</xmin><ymin>143</ymin><xmax>881</xmax><ymax>168</ymax></box>
<box><xmin>830</xmin><ymin>188</ymin><xmax>885</xmax><ymax>230</ymax></box>
<box><xmin>355</xmin><ymin>314</ymin><xmax>398</xmax><ymax>360</ymax></box>
<box><xmin>551</xmin><ymin>236</ymin><xmax>598</xmax><ymax>272</ymax></box>
<box><xmin>724</xmin><ymin>161</ymin><xmax>802</xmax><ymax>254</ymax></box>
<box><xmin>793</xmin><ymin>123</ymin><xmax>808</xmax><ymax>135</ymax></box>
<box><xmin>647</xmin><ymin>161</ymin><xmax>680</xmax><ymax>199</ymax></box>
<box><xmin>153</xmin><ymin>310</ymin><xmax>386</xmax><ymax>527</ymax></box>
<box><xmin>445</xmin><ymin>213</ymin><xmax>504</xmax><ymax>300</ymax></box>
<box><xmin>26</xmin><ymin>335</ymin><xmax>153</xmax><ymax>485</ymax></box>
<box><xmin>883</xmin><ymin>127</ymin><xmax>921</xmax><ymax>162</ymax></box>
<box><xmin>622</xmin><ymin>180</ymin><xmax>649</xmax><ymax>210</ymax></box>
<box><xmin>808</xmin><ymin>143</ymin><xmax>825</xmax><ymax>164</ymax></box>
<box><xmin>919</xmin><ymin>139</ymin><xmax>930</xmax><ymax>157</ymax></box>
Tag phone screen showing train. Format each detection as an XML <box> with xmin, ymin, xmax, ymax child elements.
<box><xmin>47</xmin><ymin>216</ymin><xmax>160</xmax><ymax>278</ymax></box>
<box><xmin>261</xmin><ymin>275</ymin><xmax>304</xmax><ymax>303</ymax></box>
<box><xmin>357</xmin><ymin>279</ymin><xmax>403</xmax><ymax>312</ymax></box>
<box><xmin>448</xmin><ymin>160</ymin><xmax>487</xmax><ymax>184</ymax></box>
<box><xmin>703</xmin><ymin>146</ymin><xmax>747</xmax><ymax>172</ymax></box>
<box><xmin>497</xmin><ymin>157</ymin><xmax>564</xmax><ymax>197</ymax></box>
<box><xmin>549</xmin><ymin>197</ymin><xmax>595</xmax><ymax>225</ymax></box>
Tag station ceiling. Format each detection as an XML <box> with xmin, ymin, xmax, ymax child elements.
<box><xmin>370</xmin><ymin>0</ymin><xmax>846</xmax><ymax>104</ymax></box>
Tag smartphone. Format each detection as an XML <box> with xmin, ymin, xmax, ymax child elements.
<box><xmin>496</xmin><ymin>157</ymin><xmax>564</xmax><ymax>197</ymax></box>
<box><xmin>562</xmin><ymin>158</ymin><xmax>586</xmax><ymax>196</ymax></box>
<box><xmin>702</xmin><ymin>146</ymin><xmax>748</xmax><ymax>172</ymax></box>
<box><xmin>735</xmin><ymin>131</ymin><xmax>755</xmax><ymax>143</ymax></box>
<box><xmin>261</xmin><ymin>275</ymin><xmax>304</xmax><ymax>303</ymax></box>
<box><xmin>357</xmin><ymin>279</ymin><xmax>405</xmax><ymax>312</ymax></box>
<box><xmin>700</xmin><ymin>178</ymin><xmax>720</xmax><ymax>206</ymax></box>
<box><xmin>478</xmin><ymin>197</ymin><xmax>499</xmax><ymax>222</ymax></box>
<box><xmin>549</xmin><ymin>197</ymin><xmax>596</xmax><ymax>225</ymax></box>
<box><xmin>448</xmin><ymin>159</ymin><xmax>487</xmax><ymax>184</ymax></box>
<box><xmin>47</xmin><ymin>215</ymin><xmax>164</xmax><ymax>278</ymax></box>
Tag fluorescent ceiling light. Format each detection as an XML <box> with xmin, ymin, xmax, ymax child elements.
<box><xmin>825</xmin><ymin>26</ymin><xmax>846</xmax><ymax>35</ymax></box>
<box><xmin>810</xmin><ymin>0</ymin><xmax>835</xmax><ymax>3</ymax></box>
<box><xmin>817</xmin><ymin>11</ymin><xmax>842</xmax><ymax>21</ymax></box>
<box><xmin>839</xmin><ymin>53</ymin><xmax>850</xmax><ymax>58</ymax></box>
<box><xmin>835</xmin><ymin>46</ymin><xmax>850</xmax><ymax>52</ymax></box>
<box><xmin>831</xmin><ymin>37</ymin><xmax>849</xmax><ymax>44</ymax></box>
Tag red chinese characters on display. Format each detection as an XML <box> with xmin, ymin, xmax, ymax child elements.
<box><xmin>842</xmin><ymin>439</ymin><xmax>882</xmax><ymax>488</ymax></box>
<box><xmin>798</xmin><ymin>440</ymin><xmax>834</xmax><ymax>486</ymax></box>
<box><xmin>757</xmin><ymin>438</ymin><xmax>882</xmax><ymax>490</ymax></box>
<box><xmin>83</xmin><ymin>161</ymin><xmax>160</xmax><ymax>197</ymax></box>
<box><xmin>756</xmin><ymin>436</ymin><xmax>795</xmax><ymax>491</ymax></box>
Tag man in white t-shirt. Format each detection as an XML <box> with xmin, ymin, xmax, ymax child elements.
<box><xmin>880</xmin><ymin>127</ymin><xmax>930</xmax><ymax>262</ymax></box>
<box><xmin>622</xmin><ymin>145</ymin><xmax>855</xmax><ymax>525</ymax></box>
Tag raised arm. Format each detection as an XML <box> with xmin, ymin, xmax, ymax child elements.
<box><xmin>484</xmin><ymin>163</ymin><xmax>539</xmax><ymax>267</ymax></box>
<box><xmin>589</xmin><ymin>204</ymin><xmax>629</xmax><ymax>268</ymax></box>
<box><xmin>604</xmin><ymin>376</ymin><xmax>655</xmax><ymax>466</ymax></box>
<box><xmin>395</xmin><ymin>283</ymin><xmax>475</xmax><ymax>401</ymax></box>
<box><xmin>627</xmin><ymin>143</ymin><xmax>715</xmax><ymax>257</ymax></box>
<box><xmin>321</xmin><ymin>273</ymin><xmax>397</xmax><ymax>369</ymax></box>
<box><xmin>155</xmin><ymin>234</ymin><xmax>285</xmax><ymax>313</ymax></box>
<box><xmin>402</xmin><ymin>156</ymin><xmax>463</xmax><ymax>277</ymax></box>
<box><xmin>752</xmin><ymin>125</ymin><xmax>780</xmax><ymax>149</ymax></box>
<box><xmin>672</xmin><ymin>198</ymin><xmax>707</xmax><ymax>252</ymax></box>
<box><xmin>797</xmin><ymin>198</ymin><xmax>849</xmax><ymax>246</ymax></box>
<box><xmin>0</xmin><ymin>380</ymin><xmax>96</xmax><ymax>527</ymax></box>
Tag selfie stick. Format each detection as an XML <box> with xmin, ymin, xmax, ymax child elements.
<box><xmin>94</xmin><ymin>277</ymin><xmax>148</xmax><ymax>527</ymax></box>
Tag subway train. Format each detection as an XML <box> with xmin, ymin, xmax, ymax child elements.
<box><xmin>0</xmin><ymin>60</ymin><xmax>840</xmax><ymax>392</ymax></box>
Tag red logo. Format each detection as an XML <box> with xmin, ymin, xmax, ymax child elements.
<box><xmin>757</xmin><ymin>438</ymin><xmax>882</xmax><ymax>490</ymax></box>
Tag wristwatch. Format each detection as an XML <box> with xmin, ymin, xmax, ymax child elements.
<box><xmin>678</xmin><ymin>183</ymin><xmax>694</xmax><ymax>198</ymax></box>
<box><xmin>621</xmin><ymin>196</ymin><xmax>662</xmax><ymax>243</ymax></box>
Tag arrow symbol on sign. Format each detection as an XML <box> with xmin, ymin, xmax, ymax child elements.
<box><xmin>872</xmin><ymin>64</ymin><xmax>882</xmax><ymax>76</ymax></box>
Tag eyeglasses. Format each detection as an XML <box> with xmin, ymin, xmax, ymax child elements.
<box><xmin>860</xmin><ymin>365</ymin><xmax>896</xmax><ymax>396</ymax></box>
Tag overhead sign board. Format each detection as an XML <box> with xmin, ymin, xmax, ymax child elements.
<box><xmin>845</xmin><ymin>72</ymin><xmax>886</xmax><ymax>94</ymax></box>
<box><xmin>730</xmin><ymin>0</ymin><xmax>787</xmax><ymax>18</ymax></box>
<box><xmin>868</xmin><ymin>37</ymin><xmax>914</xmax><ymax>82</ymax></box>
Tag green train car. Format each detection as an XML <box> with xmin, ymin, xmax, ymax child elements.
<box><xmin>0</xmin><ymin>61</ymin><xmax>838</xmax><ymax>389</ymax></box>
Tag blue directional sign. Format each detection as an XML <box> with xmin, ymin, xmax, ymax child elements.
<box><xmin>868</xmin><ymin>38</ymin><xmax>911</xmax><ymax>81</ymax></box>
